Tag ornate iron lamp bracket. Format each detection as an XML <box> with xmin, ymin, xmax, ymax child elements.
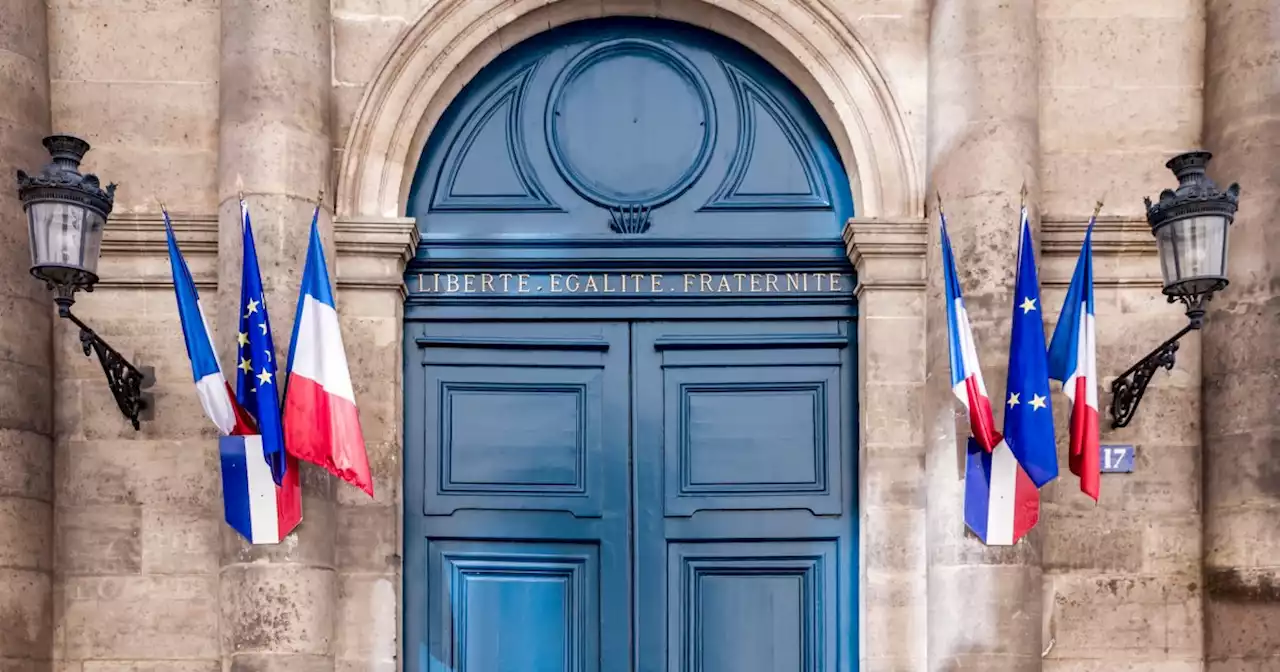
<box><xmin>1108</xmin><ymin>296</ymin><xmax>1206</xmax><ymax>429</ymax></box>
<box><xmin>1108</xmin><ymin>321</ymin><xmax>1194</xmax><ymax>429</ymax></box>
<box><xmin>54</xmin><ymin>293</ymin><xmax>152</xmax><ymax>431</ymax></box>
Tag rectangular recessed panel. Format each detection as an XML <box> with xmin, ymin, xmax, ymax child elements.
<box><xmin>684</xmin><ymin>383</ymin><xmax>822</xmax><ymax>488</ymax></box>
<box><xmin>697</xmin><ymin>574</ymin><xmax>806</xmax><ymax>671</ymax></box>
<box><xmin>668</xmin><ymin>541</ymin><xmax>835</xmax><ymax>672</ymax></box>
<box><xmin>662</xmin><ymin>366</ymin><xmax>842</xmax><ymax>516</ymax></box>
<box><xmin>423</xmin><ymin>362</ymin><xmax>607</xmax><ymax>517</ymax></box>
<box><xmin>445</xmin><ymin>383</ymin><xmax>586</xmax><ymax>490</ymax></box>
<box><xmin>430</xmin><ymin>540</ymin><xmax>599</xmax><ymax>672</ymax></box>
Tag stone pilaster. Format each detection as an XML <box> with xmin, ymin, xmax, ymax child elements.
<box><xmin>1202</xmin><ymin>1</ymin><xmax>1280</xmax><ymax>669</ymax></box>
<box><xmin>216</xmin><ymin>0</ymin><xmax>337</xmax><ymax>669</ymax></box>
<box><xmin>845</xmin><ymin>218</ymin><xmax>929</xmax><ymax>672</ymax></box>
<box><xmin>926</xmin><ymin>1</ymin><xmax>1043</xmax><ymax>670</ymax></box>
<box><xmin>0</xmin><ymin>0</ymin><xmax>54</xmax><ymax>668</ymax></box>
<box><xmin>331</xmin><ymin>216</ymin><xmax>416</xmax><ymax>671</ymax></box>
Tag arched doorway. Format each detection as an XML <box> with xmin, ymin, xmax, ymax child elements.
<box><xmin>403</xmin><ymin>18</ymin><xmax>858</xmax><ymax>671</ymax></box>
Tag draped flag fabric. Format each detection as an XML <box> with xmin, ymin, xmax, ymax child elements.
<box><xmin>941</xmin><ymin>208</ymin><xmax>1040</xmax><ymax>546</ymax></box>
<box><xmin>941</xmin><ymin>212</ymin><xmax>1002</xmax><ymax>452</ymax></box>
<box><xmin>963</xmin><ymin>436</ymin><xmax>1040</xmax><ymax>546</ymax></box>
<box><xmin>163</xmin><ymin>211</ymin><xmax>256</xmax><ymax>437</ymax></box>
<box><xmin>235</xmin><ymin>200</ymin><xmax>288</xmax><ymax>485</ymax></box>
<box><xmin>1048</xmin><ymin>215</ymin><xmax>1101</xmax><ymax>501</ymax></box>
<box><xmin>283</xmin><ymin>207</ymin><xmax>374</xmax><ymax>497</ymax></box>
<box><xmin>218</xmin><ymin>199</ymin><xmax>303</xmax><ymax>545</ymax></box>
<box><xmin>1001</xmin><ymin>205</ymin><xmax>1059</xmax><ymax>488</ymax></box>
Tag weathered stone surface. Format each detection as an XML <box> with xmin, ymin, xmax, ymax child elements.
<box><xmin>219</xmin><ymin>565</ymin><xmax>336</xmax><ymax>657</ymax></box>
<box><xmin>0</xmin><ymin>569</ymin><xmax>52</xmax><ymax>660</ymax></box>
<box><xmin>335</xmin><ymin>506</ymin><xmax>397</xmax><ymax>572</ymax></box>
<box><xmin>1202</xmin><ymin>0</ymin><xmax>1280</xmax><ymax>667</ymax></box>
<box><xmin>215</xmin><ymin>0</ymin><xmax>338</xmax><ymax>669</ymax></box>
<box><xmin>1</xmin><ymin>1</ymin><xmax>52</xmax><ymax>669</ymax></box>
<box><xmin>59</xmin><ymin>575</ymin><xmax>219</xmax><ymax>660</ymax></box>
<box><xmin>927</xmin><ymin>1</ymin><xmax>1042</xmax><ymax>668</ymax></box>
<box><xmin>225</xmin><ymin>655</ymin><xmax>334</xmax><ymax>672</ymax></box>
<box><xmin>54</xmin><ymin>505</ymin><xmax>140</xmax><ymax>576</ymax></box>
<box><xmin>333</xmin><ymin>573</ymin><xmax>397</xmax><ymax>661</ymax></box>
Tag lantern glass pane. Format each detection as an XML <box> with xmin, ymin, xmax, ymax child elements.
<box><xmin>26</xmin><ymin>201</ymin><xmax>105</xmax><ymax>279</ymax></box>
<box><xmin>81</xmin><ymin>209</ymin><xmax>105</xmax><ymax>275</ymax></box>
<box><xmin>1155</xmin><ymin>214</ymin><xmax>1229</xmax><ymax>296</ymax></box>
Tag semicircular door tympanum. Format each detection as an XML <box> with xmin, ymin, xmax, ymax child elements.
<box><xmin>403</xmin><ymin>17</ymin><xmax>859</xmax><ymax>672</ymax></box>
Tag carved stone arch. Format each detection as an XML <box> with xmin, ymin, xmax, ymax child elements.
<box><xmin>336</xmin><ymin>0</ymin><xmax>921</xmax><ymax>220</ymax></box>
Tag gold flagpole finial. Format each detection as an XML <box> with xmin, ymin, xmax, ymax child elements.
<box><xmin>1092</xmin><ymin>195</ymin><xmax>1106</xmax><ymax>218</ymax></box>
<box><xmin>315</xmin><ymin>186</ymin><xmax>325</xmax><ymax>208</ymax></box>
<box><xmin>234</xmin><ymin>174</ymin><xmax>245</xmax><ymax>204</ymax></box>
<box><xmin>156</xmin><ymin>196</ymin><xmax>168</xmax><ymax>217</ymax></box>
<box><xmin>1019</xmin><ymin>182</ymin><xmax>1028</xmax><ymax>209</ymax></box>
<box><xmin>935</xmin><ymin>189</ymin><xmax>945</xmax><ymax>217</ymax></box>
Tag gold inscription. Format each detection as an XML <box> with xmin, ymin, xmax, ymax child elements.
<box><xmin>413</xmin><ymin>272</ymin><xmax>846</xmax><ymax>295</ymax></box>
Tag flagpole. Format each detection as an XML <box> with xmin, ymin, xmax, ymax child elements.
<box><xmin>280</xmin><ymin>184</ymin><xmax>327</xmax><ymax>429</ymax></box>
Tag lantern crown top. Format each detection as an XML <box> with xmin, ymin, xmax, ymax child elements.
<box><xmin>15</xmin><ymin>134</ymin><xmax>116</xmax><ymax>216</ymax></box>
<box><xmin>1143</xmin><ymin>150</ymin><xmax>1240</xmax><ymax>231</ymax></box>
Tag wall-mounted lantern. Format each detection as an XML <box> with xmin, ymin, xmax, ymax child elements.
<box><xmin>15</xmin><ymin>135</ymin><xmax>151</xmax><ymax>430</ymax></box>
<box><xmin>1109</xmin><ymin>151</ymin><xmax>1240</xmax><ymax>428</ymax></box>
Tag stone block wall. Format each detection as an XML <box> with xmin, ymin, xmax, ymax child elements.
<box><xmin>0</xmin><ymin>0</ymin><xmax>1271</xmax><ymax>670</ymax></box>
<box><xmin>1036</xmin><ymin>2</ymin><xmax>1208</xmax><ymax>670</ymax></box>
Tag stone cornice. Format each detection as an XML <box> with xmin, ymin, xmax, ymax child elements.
<box><xmin>842</xmin><ymin>217</ymin><xmax>929</xmax><ymax>294</ymax></box>
<box><xmin>1041</xmin><ymin>215</ymin><xmax>1156</xmax><ymax>258</ymax></box>
<box><xmin>333</xmin><ymin>215</ymin><xmax>419</xmax><ymax>295</ymax></box>
<box><xmin>102</xmin><ymin>212</ymin><xmax>219</xmax><ymax>256</ymax></box>
<box><xmin>1041</xmin><ymin>215</ymin><xmax>1162</xmax><ymax>289</ymax></box>
<box><xmin>334</xmin><ymin>215</ymin><xmax>419</xmax><ymax>261</ymax></box>
<box><xmin>98</xmin><ymin>212</ymin><xmax>218</xmax><ymax>289</ymax></box>
<box><xmin>96</xmin><ymin>213</ymin><xmax>421</xmax><ymax>292</ymax></box>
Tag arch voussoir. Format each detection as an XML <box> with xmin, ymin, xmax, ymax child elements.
<box><xmin>336</xmin><ymin>0</ymin><xmax>920</xmax><ymax>220</ymax></box>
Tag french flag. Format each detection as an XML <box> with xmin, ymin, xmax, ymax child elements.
<box><xmin>940</xmin><ymin>208</ymin><xmax>1039</xmax><ymax>546</ymax></box>
<box><xmin>963</xmin><ymin>437</ymin><xmax>1041</xmax><ymax>546</ymax></box>
<box><xmin>163</xmin><ymin>211</ymin><xmax>255</xmax><ymax>437</ymax></box>
<box><xmin>1048</xmin><ymin>214</ymin><xmax>1101</xmax><ymax>501</ymax></box>
<box><xmin>282</xmin><ymin>207</ymin><xmax>373</xmax><ymax>497</ymax></box>
<box><xmin>941</xmin><ymin>211</ymin><xmax>1001</xmax><ymax>452</ymax></box>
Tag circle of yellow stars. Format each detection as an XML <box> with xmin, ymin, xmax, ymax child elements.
<box><xmin>237</xmin><ymin>297</ymin><xmax>274</xmax><ymax>391</ymax></box>
<box><xmin>1007</xmin><ymin>294</ymin><xmax>1047</xmax><ymax>411</ymax></box>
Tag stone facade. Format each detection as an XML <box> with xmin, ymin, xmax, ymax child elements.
<box><xmin>0</xmin><ymin>0</ymin><xmax>1275</xmax><ymax>670</ymax></box>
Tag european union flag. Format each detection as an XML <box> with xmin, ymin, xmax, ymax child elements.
<box><xmin>235</xmin><ymin>199</ymin><xmax>287</xmax><ymax>485</ymax></box>
<box><xmin>1002</xmin><ymin>205</ymin><xmax>1059</xmax><ymax>487</ymax></box>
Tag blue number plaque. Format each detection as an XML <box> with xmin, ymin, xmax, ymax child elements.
<box><xmin>1100</xmin><ymin>444</ymin><xmax>1135</xmax><ymax>473</ymax></box>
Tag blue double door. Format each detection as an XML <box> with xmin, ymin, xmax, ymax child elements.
<box><xmin>407</xmin><ymin>318</ymin><xmax>856</xmax><ymax>672</ymax></box>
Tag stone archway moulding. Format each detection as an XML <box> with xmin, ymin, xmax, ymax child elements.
<box><xmin>336</xmin><ymin>0</ymin><xmax>922</xmax><ymax>221</ymax></box>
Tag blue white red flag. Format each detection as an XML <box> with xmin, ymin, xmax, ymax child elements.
<box><xmin>963</xmin><ymin>436</ymin><xmax>1040</xmax><ymax>545</ymax></box>
<box><xmin>163</xmin><ymin>211</ymin><xmax>255</xmax><ymax>437</ymax></box>
<box><xmin>219</xmin><ymin>198</ymin><xmax>302</xmax><ymax>545</ymax></box>
<box><xmin>283</xmin><ymin>206</ymin><xmax>373</xmax><ymax>497</ymax></box>
<box><xmin>1048</xmin><ymin>213</ymin><xmax>1101</xmax><ymax>501</ymax></box>
<box><xmin>942</xmin><ymin>206</ymin><xmax>1039</xmax><ymax>545</ymax></box>
<box><xmin>941</xmin><ymin>205</ymin><xmax>1040</xmax><ymax>545</ymax></box>
<box><xmin>1000</xmin><ymin>204</ymin><xmax>1059</xmax><ymax>488</ymax></box>
<box><xmin>940</xmin><ymin>211</ymin><xmax>1001</xmax><ymax>452</ymax></box>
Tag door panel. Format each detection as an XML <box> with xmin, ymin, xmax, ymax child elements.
<box><xmin>407</xmin><ymin>321</ymin><xmax>631</xmax><ymax>672</ymax></box>
<box><xmin>633</xmin><ymin>320</ymin><xmax>856</xmax><ymax>672</ymax></box>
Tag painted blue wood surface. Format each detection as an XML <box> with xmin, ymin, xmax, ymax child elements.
<box><xmin>403</xmin><ymin>17</ymin><xmax>859</xmax><ymax>672</ymax></box>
